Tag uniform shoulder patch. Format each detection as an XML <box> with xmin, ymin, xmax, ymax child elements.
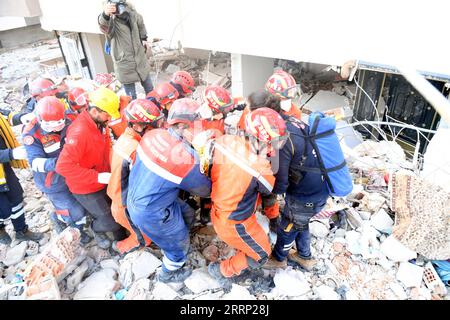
<box><xmin>23</xmin><ymin>135</ymin><xmax>34</xmax><ymax>145</ymax></box>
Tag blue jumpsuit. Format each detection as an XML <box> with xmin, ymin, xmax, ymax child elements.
<box><xmin>22</xmin><ymin>119</ymin><xmax>86</xmax><ymax>227</ymax></box>
<box><xmin>127</xmin><ymin>128</ymin><xmax>211</xmax><ymax>272</ymax></box>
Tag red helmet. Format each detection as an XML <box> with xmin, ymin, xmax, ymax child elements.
<box><xmin>154</xmin><ymin>82</ymin><xmax>179</xmax><ymax>106</ymax></box>
<box><xmin>29</xmin><ymin>78</ymin><xmax>58</xmax><ymax>99</ymax></box>
<box><xmin>202</xmin><ymin>86</ymin><xmax>234</xmax><ymax>114</ymax></box>
<box><xmin>125</xmin><ymin>99</ymin><xmax>164</xmax><ymax>128</ymax></box>
<box><xmin>167</xmin><ymin>98</ymin><xmax>201</xmax><ymax>126</ymax></box>
<box><xmin>170</xmin><ymin>71</ymin><xmax>195</xmax><ymax>95</ymax></box>
<box><xmin>245</xmin><ymin>107</ymin><xmax>288</xmax><ymax>150</ymax></box>
<box><xmin>68</xmin><ymin>87</ymin><xmax>89</xmax><ymax>111</ymax></box>
<box><xmin>35</xmin><ymin>96</ymin><xmax>66</xmax><ymax>132</ymax></box>
<box><xmin>265</xmin><ymin>70</ymin><xmax>298</xmax><ymax>99</ymax></box>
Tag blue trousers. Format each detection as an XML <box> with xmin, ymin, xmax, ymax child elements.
<box><xmin>123</xmin><ymin>74</ymin><xmax>154</xmax><ymax>100</ymax></box>
<box><xmin>46</xmin><ymin>190</ymin><xmax>86</xmax><ymax>226</ymax></box>
<box><xmin>129</xmin><ymin>199</ymin><xmax>190</xmax><ymax>272</ymax></box>
<box><xmin>272</xmin><ymin>195</ymin><xmax>327</xmax><ymax>261</ymax></box>
<box><xmin>0</xmin><ymin>190</ymin><xmax>26</xmax><ymax>232</ymax></box>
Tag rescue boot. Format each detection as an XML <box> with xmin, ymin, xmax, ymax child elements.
<box><xmin>207</xmin><ymin>262</ymin><xmax>232</xmax><ymax>290</ymax></box>
<box><xmin>50</xmin><ymin>212</ymin><xmax>67</xmax><ymax>234</ymax></box>
<box><xmin>262</xmin><ymin>255</ymin><xmax>287</xmax><ymax>270</ymax></box>
<box><xmin>0</xmin><ymin>227</ymin><xmax>12</xmax><ymax>246</ymax></box>
<box><xmin>112</xmin><ymin>238</ymin><xmax>140</xmax><ymax>255</ymax></box>
<box><xmin>15</xmin><ymin>226</ymin><xmax>43</xmax><ymax>242</ymax></box>
<box><xmin>288</xmin><ymin>253</ymin><xmax>317</xmax><ymax>271</ymax></box>
<box><xmin>93</xmin><ymin>232</ymin><xmax>111</xmax><ymax>249</ymax></box>
<box><xmin>156</xmin><ymin>265</ymin><xmax>192</xmax><ymax>283</ymax></box>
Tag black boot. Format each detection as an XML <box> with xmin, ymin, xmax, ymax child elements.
<box><xmin>0</xmin><ymin>227</ymin><xmax>12</xmax><ymax>246</ymax></box>
<box><xmin>112</xmin><ymin>228</ymin><xmax>127</xmax><ymax>241</ymax></box>
<box><xmin>15</xmin><ymin>226</ymin><xmax>44</xmax><ymax>242</ymax></box>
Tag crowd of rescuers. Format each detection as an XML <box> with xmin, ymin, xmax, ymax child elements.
<box><xmin>0</xmin><ymin>68</ymin><xmax>332</xmax><ymax>285</ymax></box>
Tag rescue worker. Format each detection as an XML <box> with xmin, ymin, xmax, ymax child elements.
<box><xmin>0</xmin><ymin>77</ymin><xmax>60</xmax><ymax>126</ymax></box>
<box><xmin>237</xmin><ymin>70</ymin><xmax>302</xmax><ymax>130</ymax></box>
<box><xmin>67</xmin><ymin>87</ymin><xmax>89</xmax><ymax>115</ymax></box>
<box><xmin>0</xmin><ymin>117</ymin><xmax>43</xmax><ymax>244</ymax></box>
<box><xmin>127</xmin><ymin>98</ymin><xmax>211</xmax><ymax>283</ymax></box>
<box><xmin>22</xmin><ymin>97</ymin><xmax>90</xmax><ymax>243</ymax></box>
<box><xmin>263</xmin><ymin>112</ymin><xmax>330</xmax><ymax>272</ymax></box>
<box><xmin>56</xmin><ymin>87</ymin><xmax>126</xmax><ymax>249</ymax></box>
<box><xmin>170</xmin><ymin>71</ymin><xmax>195</xmax><ymax>98</ymax></box>
<box><xmin>107</xmin><ymin>99</ymin><xmax>164</xmax><ymax>254</ymax></box>
<box><xmin>207</xmin><ymin>108</ymin><xmax>287</xmax><ymax>286</ymax></box>
<box><xmin>146</xmin><ymin>81</ymin><xmax>180</xmax><ymax>117</ymax></box>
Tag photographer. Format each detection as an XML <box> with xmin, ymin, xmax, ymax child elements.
<box><xmin>98</xmin><ymin>0</ymin><xmax>154</xmax><ymax>99</ymax></box>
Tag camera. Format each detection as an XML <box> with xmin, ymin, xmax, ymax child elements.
<box><xmin>109</xmin><ymin>0</ymin><xmax>127</xmax><ymax>15</ymax></box>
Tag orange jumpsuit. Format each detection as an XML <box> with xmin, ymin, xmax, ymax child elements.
<box><xmin>106</xmin><ymin>127</ymin><xmax>151</xmax><ymax>253</ymax></box>
<box><xmin>237</xmin><ymin>103</ymin><xmax>301</xmax><ymax>131</ymax></box>
<box><xmin>210</xmin><ymin>135</ymin><xmax>279</xmax><ymax>277</ymax></box>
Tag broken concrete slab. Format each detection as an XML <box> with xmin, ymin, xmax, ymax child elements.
<box><xmin>4</xmin><ymin>241</ymin><xmax>28</xmax><ymax>266</ymax></box>
<box><xmin>66</xmin><ymin>260</ymin><xmax>89</xmax><ymax>294</ymax></box>
<box><xmin>396</xmin><ymin>262</ymin><xmax>424</xmax><ymax>288</ymax></box>
<box><xmin>152</xmin><ymin>281</ymin><xmax>179</xmax><ymax>300</ymax></box>
<box><xmin>309</xmin><ymin>220</ymin><xmax>330</xmax><ymax>238</ymax></box>
<box><xmin>124</xmin><ymin>278</ymin><xmax>151</xmax><ymax>300</ymax></box>
<box><xmin>380</xmin><ymin>235</ymin><xmax>417</xmax><ymax>262</ymax></box>
<box><xmin>221</xmin><ymin>284</ymin><xmax>256</xmax><ymax>300</ymax></box>
<box><xmin>100</xmin><ymin>259</ymin><xmax>120</xmax><ymax>272</ymax></box>
<box><xmin>314</xmin><ymin>285</ymin><xmax>341</xmax><ymax>300</ymax></box>
<box><xmin>132</xmin><ymin>251</ymin><xmax>162</xmax><ymax>280</ymax></box>
<box><xmin>271</xmin><ymin>267</ymin><xmax>311</xmax><ymax>297</ymax></box>
<box><xmin>73</xmin><ymin>269</ymin><xmax>119</xmax><ymax>300</ymax></box>
<box><xmin>184</xmin><ymin>268</ymin><xmax>221</xmax><ymax>294</ymax></box>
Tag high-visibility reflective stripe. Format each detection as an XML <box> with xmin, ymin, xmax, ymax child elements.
<box><xmin>162</xmin><ymin>255</ymin><xmax>185</xmax><ymax>271</ymax></box>
<box><xmin>11</xmin><ymin>203</ymin><xmax>23</xmax><ymax>212</ymax></box>
<box><xmin>43</xmin><ymin>141</ymin><xmax>61</xmax><ymax>154</ymax></box>
<box><xmin>214</xmin><ymin>143</ymin><xmax>273</xmax><ymax>192</ymax></box>
<box><xmin>11</xmin><ymin>208</ymin><xmax>25</xmax><ymax>219</ymax></box>
<box><xmin>235</xmin><ymin>223</ymin><xmax>268</xmax><ymax>261</ymax></box>
<box><xmin>137</xmin><ymin>145</ymin><xmax>182</xmax><ymax>184</ymax></box>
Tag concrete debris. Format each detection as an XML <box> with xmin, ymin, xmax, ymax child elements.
<box><xmin>201</xmin><ymin>245</ymin><xmax>219</xmax><ymax>262</ymax></box>
<box><xmin>151</xmin><ymin>282</ymin><xmax>179</xmax><ymax>300</ymax></box>
<box><xmin>314</xmin><ymin>285</ymin><xmax>341</xmax><ymax>300</ymax></box>
<box><xmin>73</xmin><ymin>269</ymin><xmax>119</xmax><ymax>300</ymax></box>
<box><xmin>100</xmin><ymin>259</ymin><xmax>120</xmax><ymax>272</ymax></box>
<box><xmin>309</xmin><ymin>220</ymin><xmax>330</xmax><ymax>238</ymax></box>
<box><xmin>370</xmin><ymin>209</ymin><xmax>394</xmax><ymax>234</ymax></box>
<box><xmin>125</xmin><ymin>278</ymin><xmax>151</xmax><ymax>300</ymax></box>
<box><xmin>271</xmin><ymin>267</ymin><xmax>311</xmax><ymax>297</ymax></box>
<box><xmin>396</xmin><ymin>262</ymin><xmax>424</xmax><ymax>288</ymax></box>
<box><xmin>4</xmin><ymin>241</ymin><xmax>28</xmax><ymax>267</ymax></box>
<box><xmin>422</xmin><ymin>262</ymin><xmax>448</xmax><ymax>296</ymax></box>
<box><xmin>184</xmin><ymin>268</ymin><xmax>221</xmax><ymax>294</ymax></box>
<box><xmin>131</xmin><ymin>251</ymin><xmax>162</xmax><ymax>280</ymax></box>
<box><xmin>221</xmin><ymin>284</ymin><xmax>256</xmax><ymax>300</ymax></box>
<box><xmin>65</xmin><ymin>260</ymin><xmax>89</xmax><ymax>294</ymax></box>
<box><xmin>380</xmin><ymin>235</ymin><xmax>417</xmax><ymax>262</ymax></box>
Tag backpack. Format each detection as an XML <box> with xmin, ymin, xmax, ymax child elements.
<box><xmin>288</xmin><ymin>112</ymin><xmax>353</xmax><ymax>197</ymax></box>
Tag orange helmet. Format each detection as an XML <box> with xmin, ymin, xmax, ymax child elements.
<box><xmin>201</xmin><ymin>85</ymin><xmax>234</xmax><ymax>115</ymax></box>
<box><xmin>35</xmin><ymin>96</ymin><xmax>66</xmax><ymax>132</ymax></box>
<box><xmin>245</xmin><ymin>107</ymin><xmax>288</xmax><ymax>151</ymax></box>
<box><xmin>154</xmin><ymin>82</ymin><xmax>179</xmax><ymax>106</ymax></box>
<box><xmin>68</xmin><ymin>87</ymin><xmax>89</xmax><ymax>111</ymax></box>
<box><xmin>125</xmin><ymin>99</ymin><xmax>164</xmax><ymax>128</ymax></box>
<box><xmin>29</xmin><ymin>78</ymin><xmax>58</xmax><ymax>99</ymax></box>
<box><xmin>170</xmin><ymin>71</ymin><xmax>195</xmax><ymax>95</ymax></box>
<box><xmin>167</xmin><ymin>98</ymin><xmax>202</xmax><ymax>126</ymax></box>
<box><xmin>265</xmin><ymin>70</ymin><xmax>298</xmax><ymax>99</ymax></box>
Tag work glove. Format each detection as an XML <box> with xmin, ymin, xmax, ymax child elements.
<box><xmin>0</xmin><ymin>108</ymin><xmax>11</xmax><ymax>117</ymax></box>
<box><xmin>11</xmin><ymin>146</ymin><xmax>27</xmax><ymax>160</ymax></box>
<box><xmin>20</xmin><ymin>112</ymin><xmax>36</xmax><ymax>125</ymax></box>
<box><xmin>97</xmin><ymin>172</ymin><xmax>111</xmax><ymax>184</ymax></box>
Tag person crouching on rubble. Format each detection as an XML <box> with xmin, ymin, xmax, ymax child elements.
<box><xmin>56</xmin><ymin>87</ymin><xmax>127</xmax><ymax>249</ymax></box>
<box><xmin>107</xmin><ymin>99</ymin><xmax>165</xmax><ymax>255</ymax></box>
<box><xmin>127</xmin><ymin>98</ymin><xmax>211</xmax><ymax>283</ymax></box>
<box><xmin>0</xmin><ymin>116</ymin><xmax>43</xmax><ymax>244</ymax></box>
<box><xmin>22</xmin><ymin>96</ymin><xmax>91</xmax><ymax>244</ymax></box>
<box><xmin>204</xmin><ymin>108</ymin><xmax>287</xmax><ymax>287</ymax></box>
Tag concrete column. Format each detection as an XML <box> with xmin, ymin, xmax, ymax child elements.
<box><xmin>81</xmin><ymin>33</ymin><xmax>113</xmax><ymax>77</ymax></box>
<box><xmin>231</xmin><ymin>53</ymin><xmax>274</xmax><ymax>98</ymax></box>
